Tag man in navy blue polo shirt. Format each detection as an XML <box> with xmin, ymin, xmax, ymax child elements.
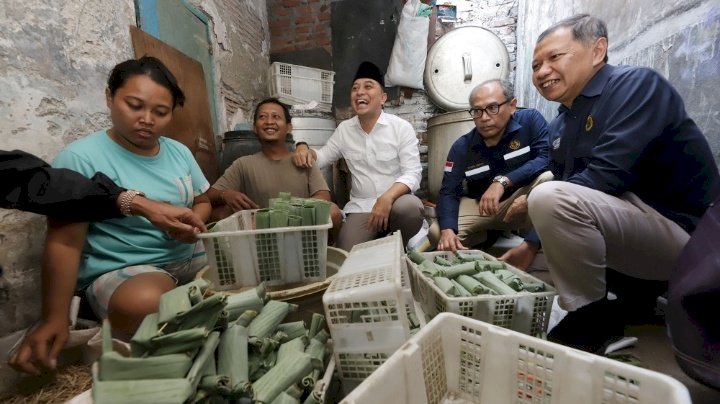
<box><xmin>501</xmin><ymin>14</ymin><xmax>720</xmax><ymax>353</ymax></box>
<box><xmin>430</xmin><ymin>79</ymin><xmax>552</xmax><ymax>252</ymax></box>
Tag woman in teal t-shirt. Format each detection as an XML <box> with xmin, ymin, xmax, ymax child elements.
<box><xmin>10</xmin><ymin>57</ymin><xmax>211</xmax><ymax>375</ymax></box>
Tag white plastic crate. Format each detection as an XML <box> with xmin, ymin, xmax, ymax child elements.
<box><xmin>407</xmin><ymin>250</ymin><xmax>556</xmax><ymax>336</ymax></box>
<box><xmin>268</xmin><ymin>62</ymin><xmax>335</xmax><ymax>112</ymax></box>
<box><xmin>323</xmin><ymin>233</ymin><xmax>412</xmax><ymax>381</ymax></box>
<box><xmin>197</xmin><ymin>209</ymin><xmax>331</xmax><ymax>291</ymax></box>
<box><xmin>342</xmin><ymin>313</ymin><xmax>691</xmax><ymax>404</ymax></box>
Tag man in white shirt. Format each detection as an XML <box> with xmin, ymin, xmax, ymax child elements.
<box><xmin>294</xmin><ymin>61</ymin><xmax>424</xmax><ymax>251</ymax></box>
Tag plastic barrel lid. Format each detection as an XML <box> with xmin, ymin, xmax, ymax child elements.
<box><xmin>424</xmin><ymin>26</ymin><xmax>510</xmax><ymax>111</ymax></box>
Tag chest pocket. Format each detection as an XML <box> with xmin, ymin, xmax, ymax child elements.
<box><xmin>174</xmin><ymin>175</ymin><xmax>194</xmax><ymax>207</ymax></box>
<box><xmin>375</xmin><ymin>150</ymin><xmax>400</xmax><ymax>173</ymax></box>
<box><xmin>344</xmin><ymin>150</ymin><xmax>364</xmax><ymax>161</ymax></box>
<box><xmin>503</xmin><ymin>145</ymin><xmax>531</xmax><ymax>170</ymax></box>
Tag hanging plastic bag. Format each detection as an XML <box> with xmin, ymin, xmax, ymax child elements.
<box><xmin>385</xmin><ymin>0</ymin><xmax>430</xmax><ymax>89</ymax></box>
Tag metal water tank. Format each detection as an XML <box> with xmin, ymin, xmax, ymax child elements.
<box><xmin>424</xmin><ymin>26</ymin><xmax>510</xmax><ymax>111</ymax></box>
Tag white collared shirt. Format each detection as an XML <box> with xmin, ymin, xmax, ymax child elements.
<box><xmin>316</xmin><ymin>112</ymin><xmax>422</xmax><ymax>213</ymax></box>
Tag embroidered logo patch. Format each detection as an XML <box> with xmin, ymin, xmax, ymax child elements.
<box><xmin>444</xmin><ymin>161</ymin><xmax>454</xmax><ymax>172</ymax></box>
<box><xmin>509</xmin><ymin>139</ymin><xmax>521</xmax><ymax>150</ymax></box>
<box><xmin>585</xmin><ymin>115</ymin><xmax>594</xmax><ymax>132</ymax></box>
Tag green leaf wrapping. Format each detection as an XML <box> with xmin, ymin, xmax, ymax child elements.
<box><xmin>199</xmin><ymin>375</ymin><xmax>231</xmax><ymax>395</ymax></box>
<box><xmin>130</xmin><ymin>313</ymin><xmax>159</xmax><ymax>357</ymax></box>
<box><xmin>407</xmin><ymin>250</ymin><xmax>427</xmax><ymax>265</ymax></box>
<box><xmin>163</xmin><ymin>294</ymin><xmax>228</xmax><ymax>333</ymax></box>
<box><xmin>433</xmin><ymin>256</ymin><xmax>454</xmax><ymax>266</ymax></box>
<box><xmin>277</xmin><ymin>321</ymin><xmax>307</xmax><ymax>342</ymax></box>
<box><xmin>456</xmin><ymin>274</ymin><xmax>496</xmax><ymax>296</ymax></box>
<box><xmin>473</xmin><ymin>271</ymin><xmax>518</xmax><ymax>295</ymax></box>
<box><xmin>277</xmin><ymin>336</ymin><xmax>309</xmax><ymax>363</ymax></box>
<box><xmin>433</xmin><ymin>276</ymin><xmax>457</xmax><ymax>296</ymax></box>
<box><xmin>251</xmin><ymin>350</ymin><xmax>314</xmax><ymax>404</ymax></box>
<box><xmin>186</xmin><ymin>331</ymin><xmax>221</xmax><ymax>393</ymax></box>
<box><xmin>99</xmin><ymin>351</ymin><xmax>193</xmax><ymax>381</ymax></box>
<box><xmin>218</xmin><ymin>323</ymin><xmax>251</xmax><ymax>394</ymax></box>
<box><xmin>92</xmin><ymin>375</ymin><xmax>194</xmax><ymax>404</ymax></box>
<box><xmin>150</xmin><ymin>328</ymin><xmax>209</xmax><ymax>356</ymax></box>
<box><xmin>436</xmin><ymin>261</ymin><xmax>479</xmax><ymax>278</ymax></box>
<box><xmin>225</xmin><ymin>285</ymin><xmax>266</xmax><ymax>322</ymax></box>
<box><xmin>248</xmin><ymin>300</ymin><xmax>298</xmax><ymax>342</ymax></box>
<box><xmin>308</xmin><ymin>313</ymin><xmax>326</xmax><ymax>339</ymax></box>
<box><xmin>494</xmin><ymin>269</ymin><xmax>525</xmax><ymax>291</ymax></box>
<box><xmin>271</xmin><ymin>391</ymin><xmax>301</xmax><ymax>404</ymax></box>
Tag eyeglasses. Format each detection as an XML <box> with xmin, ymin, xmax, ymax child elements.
<box><xmin>468</xmin><ymin>99</ymin><xmax>511</xmax><ymax>118</ymax></box>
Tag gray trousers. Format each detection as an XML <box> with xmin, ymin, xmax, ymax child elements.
<box><xmin>528</xmin><ymin>181</ymin><xmax>689</xmax><ymax>311</ymax></box>
<box><xmin>429</xmin><ymin>171</ymin><xmax>553</xmax><ymax>247</ymax></box>
<box><xmin>336</xmin><ymin>194</ymin><xmax>424</xmax><ymax>252</ymax></box>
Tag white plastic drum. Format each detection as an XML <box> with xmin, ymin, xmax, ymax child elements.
<box><xmin>424</xmin><ymin>26</ymin><xmax>510</xmax><ymax>111</ymax></box>
<box><xmin>291</xmin><ymin>115</ymin><xmax>337</xmax><ymax>198</ymax></box>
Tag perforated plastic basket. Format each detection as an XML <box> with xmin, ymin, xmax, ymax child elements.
<box><xmin>342</xmin><ymin>313</ymin><xmax>691</xmax><ymax>404</ymax></box>
<box><xmin>268</xmin><ymin>62</ymin><xmax>335</xmax><ymax>112</ymax></box>
<box><xmin>323</xmin><ymin>233</ymin><xmax>413</xmax><ymax>382</ymax></box>
<box><xmin>197</xmin><ymin>210</ymin><xmax>331</xmax><ymax>291</ymax></box>
<box><xmin>406</xmin><ymin>250</ymin><xmax>556</xmax><ymax>336</ymax></box>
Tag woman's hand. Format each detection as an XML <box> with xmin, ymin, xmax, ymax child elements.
<box><xmin>9</xmin><ymin>317</ymin><xmax>69</xmax><ymax>376</ymax></box>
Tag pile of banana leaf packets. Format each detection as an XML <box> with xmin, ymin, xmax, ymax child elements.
<box><xmin>93</xmin><ymin>279</ymin><xmax>331</xmax><ymax>403</ymax></box>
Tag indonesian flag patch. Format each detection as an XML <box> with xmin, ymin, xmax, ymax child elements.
<box><xmin>444</xmin><ymin>161</ymin><xmax>454</xmax><ymax>172</ymax></box>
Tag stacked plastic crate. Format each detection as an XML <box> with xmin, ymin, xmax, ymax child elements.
<box><xmin>341</xmin><ymin>313</ymin><xmax>692</xmax><ymax>404</ymax></box>
<box><xmin>322</xmin><ymin>232</ymin><xmax>414</xmax><ymax>387</ymax></box>
<box><xmin>268</xmin><ymin>62</ymin><xmax>335</xmax><ymax>112</ymax></box>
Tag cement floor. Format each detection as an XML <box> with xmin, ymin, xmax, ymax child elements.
<box><xmin>623</xmin><ymin>324</ymin><xmax>720</xmax><ymax>404</ymax></box>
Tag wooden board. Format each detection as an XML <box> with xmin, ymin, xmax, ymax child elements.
<box><xmin>130</xmin><ymin>25</ymin><xmax>218</xmax><ymax>184</ymax></box>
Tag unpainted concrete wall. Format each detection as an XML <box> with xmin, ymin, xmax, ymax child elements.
<box><xmin>516</xmin><ymin>0</ymin><xmax>720</xmax><ymax>161</ymax></box>
<box><xmin>0</xmin><ymin>0</ymin><xmax>270</xmax><ymax>337</ymax></box>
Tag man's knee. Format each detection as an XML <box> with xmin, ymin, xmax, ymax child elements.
<box><xmin>390</xmin><ymin>195</ymin><xmax>424</xmax><ymax>221</ymax></box>
<box><xmin>528</xmin><ymin>181</ymin><xmax>559</xmax><ymax>215</ymax></box>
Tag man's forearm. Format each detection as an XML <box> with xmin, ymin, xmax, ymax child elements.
<box><xmin>1</xmin><ymin>150</ymin><xmax>125</xmax><ymax>221</ymax></box>
<box><xmin>380</xmin><ymin>182</ymin><xmax>411</xmax><ymax>203</ymax></box>
<box><xmin>206</xmin><ymin>187</ymin><xmax>226</xmax><ymax>206</ymax></box>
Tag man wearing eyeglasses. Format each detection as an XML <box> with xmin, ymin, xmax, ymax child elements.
<box><xmin>431</xmin><ymin>79</ymin><xmax>552</xmax><ymax>252</ymax></box>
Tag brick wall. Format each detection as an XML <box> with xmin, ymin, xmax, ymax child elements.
<box><xmin>267</xmin><ymin>0</ymin><xmax>332</xmax><ymax>56</ymax></box>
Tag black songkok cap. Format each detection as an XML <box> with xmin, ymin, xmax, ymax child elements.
<box><xmin>353</xmin><ymin>61</ymin><xmax>385</xmax><ymax>87</ymax></box>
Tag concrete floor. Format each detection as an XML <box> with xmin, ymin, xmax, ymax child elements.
<box><xmin>623</xmin><ymin>324</ymin><xmax>720</xmax><ymax>404</ymax></box>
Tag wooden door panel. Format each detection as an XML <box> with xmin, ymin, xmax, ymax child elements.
<box><xmin>130</xmin><ymin>26</ymin><xmax>218</xmax><ymax>183</ymax></box>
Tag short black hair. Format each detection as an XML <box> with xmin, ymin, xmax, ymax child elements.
<box><xmin>253</xmin><ymin>97</ymin><xmax>292</xmax><ymax>123</ymax></box>
<box><xmin>107</xmin><ymin>56</ymin><xmax>186</xmax><ymax>108</ymax></box>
